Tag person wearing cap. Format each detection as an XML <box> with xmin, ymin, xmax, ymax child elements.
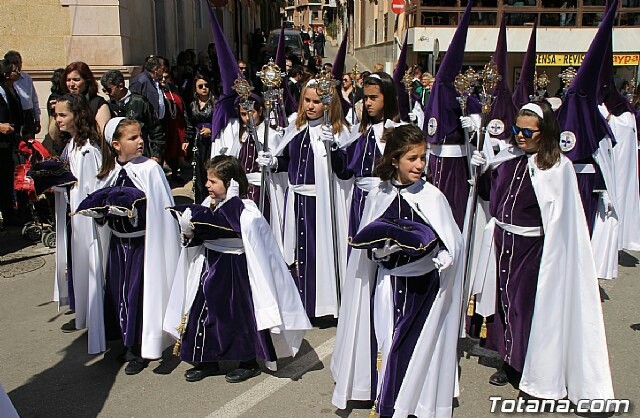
<box><xmin>77</xmin><ymin>117</ymin><xmax>180</xmax><ymax>373</ymax></box>
<box><xmin>100</xmin><ymin>70</ymin><xmax>164</xmax><ymax>162</ymax></box>
<box><xmin>469</xmin><ymin>101</ymin><xmax>614</xmax><ymax>402</ymax></box>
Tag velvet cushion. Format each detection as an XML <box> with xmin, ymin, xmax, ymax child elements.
<box><xmin>349</xmin><ymin>218</ymin><xmax>439</xmax><ymax>257</ymax></box>
<box><xmin>28</xmin><ymin>159</ymin><xmax>77</xmax><ymax>195</ymax></box>
<box><xmin>104</xmin><ymin>186</ymin><xmax>147</xmax><ymax>218</ymax></box>
<box><xmin>76</xmin><ymin>187</ymin><xmax>113</xmax><ymax>218</ymax></box>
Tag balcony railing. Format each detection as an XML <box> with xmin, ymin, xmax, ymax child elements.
<box><xmin>406</xmin><ymin>1</ymin><xmax>640</xmax><ymax>27</ymax></box>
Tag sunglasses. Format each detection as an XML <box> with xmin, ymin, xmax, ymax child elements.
<box><xmin>102</xmin><ymin>87</ymin><xmax>112</xmax><ymax>94</ymax></box>
<box><xmin>342</xmin><ymin>78</ymin><xmax>350</xmax><ymax>82</ymax></box>
<box><xmin>511</xmin><ymin>125</ymin><xmax>540</xmax><ymax>139</ymax></box>
<box><xmin>197</xmin><ymin>83</ymin><xmax>209</xmax><ymax>89</ymax></box>
<box><xmin>239</xmin><ymin>67</ymin><xmax>247</xmax><ymax>71</ymax></box>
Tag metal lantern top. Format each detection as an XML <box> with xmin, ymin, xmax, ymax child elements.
<box><xmin>464</xmin><ymin>67</ymin><xmax>479</xmax><ymax>89</ymax></box>
<box><xmin>232</xmin><ymin>76</ymin><xmax>253</xmax><ymax>101</ymax></box>
<box><xmin>315</xmin><ymin>70</ymin><xmax>335</xmax><ymax>104</ymax></box>
<box><xmin>559</xmin><ymin>66</ymin><xmax>578</xmax><ymax>86</ymax></box>
<box><xmin>402</xmin><ymin>65</ymin><xmax>415</xmax><ymax>92</ymax></box>
<box><xmin>350</xmin><ymin>63</ymin><xmax>359</xmax><ymax>83</ymax></box>
<box><xmin>479</xmin><ymin>59</ymin><xmax>501</xmax><ymax>92</ymax></box>
<box><xmin>536</xmin><ymin>72</ymin><xmax>550</xmax><ymax>90</ymax></box>
<box><xmin>257</xmin><ymin>58</ymin><xmax>285</xmax><ymax>89</ymax></box>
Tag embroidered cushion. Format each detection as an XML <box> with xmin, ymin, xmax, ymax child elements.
<box><xmin>349</xmin><ymin>217</ymin><xmax>439</xmax><ymax>257</ymax></box>
<box><xmin>28</xmin><ymin>159</ymin><xmax>77</xmax><ymax>195</ymax></box>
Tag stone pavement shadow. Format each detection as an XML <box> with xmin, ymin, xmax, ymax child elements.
<box><xmin>334</xmin><ymin>400</ymin><xmax>374</xmax><ymax>417</ymax></box>
<box><xmin>265</xmin><ymin>339</ymin><xmax>324</xmax><ymax>381</ymax></box>
<box><xmin>0</xmin><ymin>228</ymin><xmax>42</xmax><ymax>257</ymax></box>
<box><xmin>9</xmin><ymin>335</ymin><xmax>122</xmax><ymax>418</ymax></box>
<box><xmin>152</xmin><ymin>347</ymin><xmax>182</xmax><ymax>375</ymax></box>
<box><xmin>618</xmin><ymin>250</ymin><xmax>639</xmax><ymax>268</ymax></box>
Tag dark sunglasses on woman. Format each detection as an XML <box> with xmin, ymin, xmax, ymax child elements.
<box><xmin>512</xmin><ymin>125</ymin><xmax>540</xmax><ymax>139</ymax></box>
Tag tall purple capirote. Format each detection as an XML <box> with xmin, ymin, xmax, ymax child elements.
<box><xmin>206</xmin><ymin>3</ymin><xmax>241</xmax><ymax>141</ymax></box>
<box><xmin>393</xmin><ymin>33</ymin><xmax>410</xmax><ymax>120</ymax></box>
<box><xmin>275</xmin><ymin>24</ymin><xmax>299</xmax><ymax>115</ymax></box>
<box><xmin>556</xmin><ymin>0</ymin><xmax>617</xmax><ymax>161</ymax></box>
<box><xmin>423</xmin><ymin>0</ymin><xmax>475</xmax><ymax>143</ymax></box>
<box><xmin>487</xmin><ymin>15</ymin><xmax>517</xmax><ymax>141</ymax></box>
<box><xmin>512</xmin><ymin>19</ymin><xmax>537</xmax><ymax>109</ymax></box>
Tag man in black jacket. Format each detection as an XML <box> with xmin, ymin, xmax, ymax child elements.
<box><xmin>100</xmin><ymin>69</ymin><xmax>164</xmax><ymax>161</ymax></box>
<box><xmin>0</xmin><ymin>59</ymin><xmax>23</xmax><ymax>228</ymax></box>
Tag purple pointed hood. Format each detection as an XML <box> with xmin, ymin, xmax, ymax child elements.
<box><xmin>512</xmin><ymin>19</ymin><xmax>537</xmax><ymax>109</ymax></box>
<box><xmin>331</xmin><ymin>28</ymin><xmax>352</xmax><ymax>116</ymax></box>
<box><xmin>206</xmin><ymin>4</ymin><xmax>240</xmax><ymax>140</ymax></box>
<box><xmin>275</xmin><ymin>24</ymin><xmax>299</xmax><ymax>115</ymax></box>
<box><xmin>424</xmin><ymin>0</ymin><xmax>474</xmax><ymax>143</ymax></box>
<box><xmin>487</xmin><ymin>15</ymin><xmax>517</xmax><ymax>140</ymax></box>
<box><xmin>393</xmin><ymin>33</ymin><xmax>411</xmax><ymax>120</ymax></box>
<box><xmin>598</xmin><ymin>23</ymin><xmax>635</xmax><ymax>116</ymax></box>
<box><xmin>556</xmin><ymin>0</ymin><xmax>617</xmax><ymax>161</ymax></box>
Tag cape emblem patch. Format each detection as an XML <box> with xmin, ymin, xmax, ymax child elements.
<box><xmin>427</xmin><ymin>118</ymin><xmax>438</xmax><ymax>136</ymax></box>
<box><xmin>487</xmin><ymin>119</ymin><xmax>505</xmax><ymax>136</ymax></box>
<box><xmin>559</xmin><ymin>131</ymin><xmax>576</xmax><ymax>152</ymax></box>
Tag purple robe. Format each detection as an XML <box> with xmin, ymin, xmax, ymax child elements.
<box><xmin>276</xmin><ymin>129</ymin><xmax>321</xmax><ymax>318</ymax></box>
<box><xmin>427</xmin><ymin>128</ymin><xmax>470</xmax><ymax>229</ymax></box>
<box><xmin>179</xmin><ymin>197</ymin><xmax>277</xmax><ymax>363</ymax></box>
<box><xmin>238</xmin><ymin>133</ymin><xmax>270</xmax><ymax>221</ymax></box>
<box><xmin>371</xmin><ymin>189</ymin><xmax>441</xmax><ymax>416</ymax></box>
<box><xmin>101</xmin><ymin>170</ymin><xmax>146</xmax><ymax>348</ymax></box>
<box><xmin>480</xmin><ymin>155</ymin><xmax>543</xmax><ymax>373</ymax></box>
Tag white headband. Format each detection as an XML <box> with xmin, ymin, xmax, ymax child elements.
<box><xmin>104</xmin><ymin>117</ymin><xmax>126</xmax><ymax>145</ymax></box>
<box><xmin>368</xmin><ymin>74</ymin><xmax>382</xmax><ymax>81</ymax></box>
<box><xmin>521</xmin><ymin>103</ymin><xmax>544</xmax><ymax>120</ymax></box>
<box><xmin>384</xmin><ymin>119</ymin><xmax>409</xmax><ymax>129</ymax></box>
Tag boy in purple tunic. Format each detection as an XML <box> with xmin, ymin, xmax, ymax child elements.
<box><xmin>167</xmin><ymin>156</ymin><xmax>310</xmax><ymax>383</ymax></box>
<box><xmin>470</xmin><ymin>101</ymin><xmax>614</xmax><ymax>402</ymax></box>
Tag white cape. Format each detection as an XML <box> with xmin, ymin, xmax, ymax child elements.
<box><xmin>331</xmin><ymin>180</ymin><xmax>463</xmax><ymax>418</ymax></box>
<box><xmin>600</xmin><ymin>106</ymin><xmax>640</xmax><ymax>251</ymax></box>
<box><xmin>91</xmin><ymin>157</ymin><xmax>181</xmax><ymax>358</ymax></box>
<box><xmin>273</xmin><ymin>121</ymin><xmax>352</xmax><ymax>318</ymax></box>
<box><xmin>472</xmin><ymin>153</ymin><xmax>614</xmax><ymax>402</ymax></box>
<box><xmin>163</xmin><ymin>198</ymin><xmax>312</xmax><ymax>365</ymax></box>
<box><xmin>54</xmin><ymin>141</ymin><xmax>101</xmax><ymax>350</ymax></box>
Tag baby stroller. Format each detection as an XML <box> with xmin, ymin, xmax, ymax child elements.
<box><xmin>14</xmin><ymin>139</ymin><xmax>56</xmax><ymax>248</ymax></box>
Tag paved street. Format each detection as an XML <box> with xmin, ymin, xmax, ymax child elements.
<box><xmin>1</xmin><ymin>204</ymin><xmax>639</xmax><ymax>417</ymax></box>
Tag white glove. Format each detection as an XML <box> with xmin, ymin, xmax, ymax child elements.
<box><xmin>320</xmin><ymin>125</ymin><xmax>336</xmax><ymax>145</ymax></box>
<box><xmin>179</xmin><ymin>207</ymin><xmax>194</xmax><ymax>239</ymax></box>
<box><xmin>82</xmin><ymin>209</ymin><xmax>103</xmax><ymax>219</ymax></box>
<box><xmin>257</xmin><ymin>151</ymin><xmax>277</xmax><ymax>169</ymax></box>
<box><xmin>470</xmin><ymin>150</ymin><xmax>487</xmax><ymax>168</ymax></box>
<box><xmin>227</xmin><ymin>179</ymin><xmax>240</xmax><ymax>199</ymax></box>
<box><xmin>371</xmin><ymin>239</ymin><xmax>402</xmax><ymax>261</ymax></box>
<box><xmin>460</xmin><ymin>116</ymin><xmax>478</xmax><ymax>133</ymax></box>
<box><xmin>408</xmin><ymin>112</ymin><xmax>418</xmax><ymax>124</ymax></box>
<box><xmin>108</xmin><ymin>206</ymin><xmax>129</xmax><ymax>217</ymax></box>
<box><xmin>601</xmin><ymin>191</ymin><xmax>613</xmax><ymax>215</ymax></box>
<box><xmin>432</xmin><ymin>249</ymin><xmax>453</xmax><ymax>273</ymax></box>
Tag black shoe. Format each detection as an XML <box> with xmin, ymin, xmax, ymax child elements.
<box><xmin>124</xmin><ymin>358</ymin><xmax>149</xmax><ymax>375</ymax></box>
<box><xmin>117</xmin><ymin>348</ymin><xmax>137</xmax><ymax>364</ymax></box>
<box><xmin>489</xmin><ymin>368</ymin><xmax>509</xmax><ymax>386</ymax></box>
<box><xmin>60</xmin><ymin>319</ymin><xmax>77</xmax><ymax>333</ymax></box>
<box><xmin>184</xmin><ymin>362</ymin><xmax>220</xmax><ymax>382</ymax></box>
<box><xmin>225</xmin><ymin>366</ymin><xmax>261</xmax><ymax>383</ymax></box>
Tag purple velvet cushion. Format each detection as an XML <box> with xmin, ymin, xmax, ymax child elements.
<box><xmin>349</xmin><ymin>218</ymin><xmax>439</xmax><ymax>257</ymax></box>
<box><xmin>104</xmin><ymin>186</ymin><xmax>147</xmax><ymax>217</ymax></box>
<box><xmin>76</xmin><ymin>187</ymin><xmax>113</xmax><ymax>217</ymax></box>
<box><xmin>28</xmin><ymin>159</ymin><xmax>77</xmax><ymax>195</ymax></box>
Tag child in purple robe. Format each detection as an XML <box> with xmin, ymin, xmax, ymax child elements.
<box><xmin>332</xmin><ymin>124</ymin><xmax>463</xmax><ymax>418</ymax></box>
<box><xmin>257</xmin><ymin>79</ymin><xmax>350</xmax><ymax>320</ymax></box>
<box><xmin>78</xmin><ymin>117</ymin><xmax>180</xmax><ymax>373</ymax></box>
<box><xmin>470</xmin><ymin>101</ymin><xmax>614</xmax><ymax>402</ymax></box>
<box><xmin>332</xmin><ymin>72</ymin><xmax>399</xmax><ymax>239</ymax></box>
<box><xmin>167</xmin><ymin>156</ymin><xmax>310</xmax><ymax>383</ymax></box>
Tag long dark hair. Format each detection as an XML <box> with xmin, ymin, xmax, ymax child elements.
<box><xmin>518</xmin><ymin>100</ymin><xmax>561</xmax><ymax>170</ymax></box>
<box><xmin>97</xmin><ymin>118</ymin><xmax>140</xmax><ymax>180</ymax></box>
<box><xmin>50</xmin><ymin>68</ymin><xmax>66</xmax><ymax>95</ymax></box>
<box><xmin>359</xmin><ymin>72</ymin><xmax>399</xmax><ymax>134</ymax></box>
<box><xmin>375</xmin><ymin>124</ymin><xmax>425</xmax><ymax>181</ymax></box>
<box><xmin>64</xmin><ymin>62</ymin><xmax>99</xmax><ymax>98</ymax></box>
<box><xmin>204</xmin><ymin>155</ymin><xmax>249</xmax><ymax>198</ymax></box>
<box><xmin>54</xmin><ymin>94</ymin><xmax>102</xmax><ymax>149</ymax></box>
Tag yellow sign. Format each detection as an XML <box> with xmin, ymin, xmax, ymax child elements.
<box><xmin>536</xmin><ymin>53</ymin><xmax>639</xmax><ymax>66</ymax></box>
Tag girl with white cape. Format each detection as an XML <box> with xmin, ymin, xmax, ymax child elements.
<box><xmin>257</xmin><ymin>79</ymin><xmax>351</xmax><ymax>320</ymax></box>
<box><xmin>332</xmin><ymin>124</ymin><xmax>464</xmax><ymax>418</ymax></box>
<box><xmin>76</xmin><ymin>117</ymin><xmax>180</xmax><ymax>371</ymax></box>
<box><xmin>470</xmin><ymin>101</ymin><xmax>614</xmax><ymax>403</ymax></box>
<box><xmin>164</xmin><ymin>156</ymin><xmax>311</xmax><ymax>383</ymax></box>
<box><xmin>47</xmin><ymin>95</ymin><xmax>102</xmax><ymax>343</ymax></box>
